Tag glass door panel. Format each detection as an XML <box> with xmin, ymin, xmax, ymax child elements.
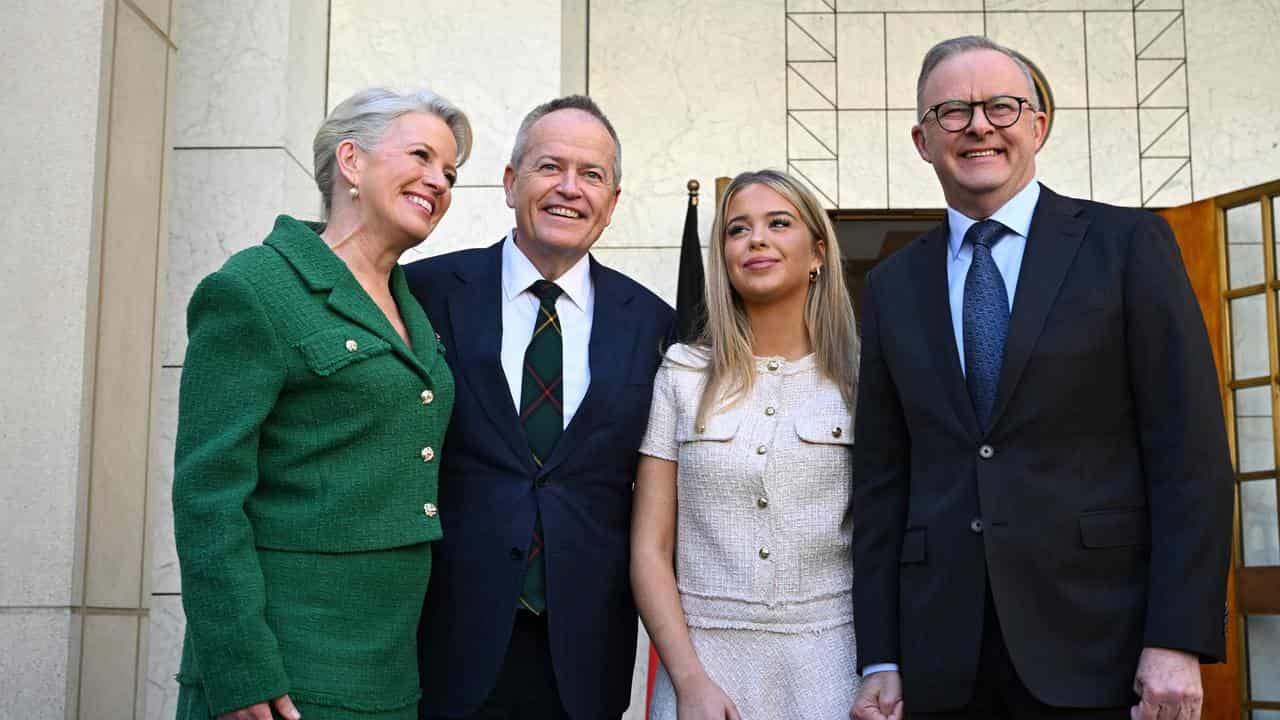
<box><xmin>1230</xmin><ymin>201</ymin><xmax>1265</xmax><ymax>288</ymax></box>
<box><xmin>1247</xmin><ymin>614</ymin><xmax>1280</xmax><ymax>701</ymax></box>
<box><xmin>1232</xmin><ymin>294</ymin><xmax>1271</xmax><ymax>379</ymax></box>
<box><xmin>1242</xmin><ymin>479</ymin><xmax>1280</xmax><ymax>567</ymax></box>
<box><xmin>1236</xmin><ymin>387</ymin><xmax>1276</xmax><ymax>473</ymax></box>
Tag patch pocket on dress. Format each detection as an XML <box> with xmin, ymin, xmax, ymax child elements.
<box><xmin>675</xmin><ymin>413</ymin><xmax>741</xmax><ymax>443</ymax></box>
<box><xmin>296</xmin><ymin>327</ymin><xmax>391</xmax><ymax>376</ymax></box>
<box><xmin>794</xmin><ymin>413</ymin><xmax>853</xmax><ymax>446</ymax></box>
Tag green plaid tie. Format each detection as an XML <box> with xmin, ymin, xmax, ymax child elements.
<box><xmin>518</xmin><ymin>279</ymin><xmax>564</xmax><ymax>614</ymax></box>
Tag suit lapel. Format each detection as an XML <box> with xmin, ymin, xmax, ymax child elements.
<box><xmin>446</xmin><ymin>242</ymin><xmax>538</xmax><ymax>471</ymax></box>
<box><xmin>326</xmin><ymin>273</ymin><xmax>431</xmax><ymax>379</ymax></box>
<box><xmin>916</xmin><ymin>224</ymin><xmax>981</xmax><ymax>440</ymax></box>
<box><xmin>537</xmin><ymin>258</ymin><xmax>637</xmax><ymax>477</ymax></box>
<box><xmin>988</xmin><ymin>186</ymin><xmax>1090</xmax><ymax>429</ymax></box>
<box><xmin>266</xmin><ymin>215</ymin><xmax>433</xmax><ymax>379</ymax></box>
<box><xmin>389</xmin><ymin>264</ymin><xmax>444</xmax><ymax>376</ymax></box>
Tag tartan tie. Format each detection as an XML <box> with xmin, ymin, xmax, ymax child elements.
<box><xmin>963</xmin><ymin>219</ymin><xmax>1010</xmax><ymax>433</ymax></box>
<box><xmin>518</xmin><ymin>279</ymin><xmax>564</xmax><ymax>614</ymax></box>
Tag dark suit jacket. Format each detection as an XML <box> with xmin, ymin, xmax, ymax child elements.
<box><xmin>851</xmin><ymin>185</ymin><xmax>1233</xmax><ymax>710</ymax></box>
<box><xmin>405</xmin><ymin>240</ymin><xmax>674</xmax><ymax>719</ymax></box>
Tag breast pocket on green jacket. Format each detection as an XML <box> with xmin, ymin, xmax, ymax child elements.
<box><xmin>296</xmin><ymin>326</ymin><xmax>392</xmax><ymax>376</ymax></box>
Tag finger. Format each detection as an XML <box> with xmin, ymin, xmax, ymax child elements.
<box><xmin>889</xmin><ymin>698</ymin><xmax>905</xmax><ymax>720</ymax></box>
<box><xmin>726</xmin><ymin>701</ymin><xmax>743</xmax><ymax>720</ymax></box>
<box><xmin>853</xmin><ymin>702</ymin><xmax>881</xmax><ymax>720</ymax></box>
<box><xmin>273</xmin><ymin>694</ymin><xmax>302</xmax><ymax>720</ymax></box>
<box><xmin>1136</xmin><ymin>696</ymin><xmax>1167</xmax><ymax>717</ymax></box>
<box><xmin>249</xmin><ymin>704</ymin><xmax>273</xmax><ymax>720</ymax></box>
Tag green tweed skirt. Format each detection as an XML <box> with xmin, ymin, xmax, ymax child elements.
<box><xmin>176</xmin><ymin>542</ymin><xmax>431</xmax><ymax>720</ymax></box>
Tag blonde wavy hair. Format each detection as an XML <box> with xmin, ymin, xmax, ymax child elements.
<box><xmin>693</xmin><ymin>169</ymin><xmax>859</xmax><ymax>427</ymax></box>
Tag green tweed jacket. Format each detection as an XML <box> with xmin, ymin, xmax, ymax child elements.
<box><xmin>172</xmin><ymin>215</ymin><xmax>454</xmax><ymax>716</ymax></box>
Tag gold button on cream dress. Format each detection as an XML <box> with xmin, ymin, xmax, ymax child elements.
<box><xmin>640</xmin><ymin>343</ymin><xmax>859</xmax><ymax>720</ymax></box>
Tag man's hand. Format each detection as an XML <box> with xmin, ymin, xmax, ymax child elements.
<box><xmin>217</xmin><ymin>694</ymin><xmax>301</xmax><ymax>720</ymax></box>
<box><xmin>850</xmin><ymin>670</ymin><xmax>903</xmax><ymax>720</ymax></box>
<box><xmin>1131</xmin><ymin>647</ymin><xmax>1202</xmax><ymax>720</ymax></box>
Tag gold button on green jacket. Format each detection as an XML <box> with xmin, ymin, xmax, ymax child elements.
<box><xmin>172</xmin><ymin>215</ymin><xmax>454</xmax><ymax>718</ymax></box>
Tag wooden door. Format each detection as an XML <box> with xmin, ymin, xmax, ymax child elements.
<box><xmin>1160</xmin><ymin>179</ymin><xmax>1280</xmax><ymax>719</ymax></box>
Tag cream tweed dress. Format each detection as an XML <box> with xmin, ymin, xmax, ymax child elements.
<box><xmin>640</xmin><ymin>343</ymin><xmax>858</xmax><ymax>720</ymax></box>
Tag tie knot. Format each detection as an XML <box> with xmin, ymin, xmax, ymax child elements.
<box><xmin>530</xmin><ymin>279</ymin><xmax>563</xmax><ymax>304</ymax></box>
<box><xmin>965</xmin><ymin>219</ymin><xmax>1006</xmax><ymax>250</ymax></box>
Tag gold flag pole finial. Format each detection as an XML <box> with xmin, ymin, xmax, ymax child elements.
<box><xmin>687</xmin><ymin>179</ymin><xmax>700</xmax><ymax>206</ymax></box>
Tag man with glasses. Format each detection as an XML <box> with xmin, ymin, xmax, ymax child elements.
<box><xmin>849</xmin><ymin>35</ymin><xmax>1233</xmax><ymax>720</ymax></box>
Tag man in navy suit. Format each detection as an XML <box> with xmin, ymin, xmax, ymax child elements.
<box><xmin>849</xmin><ymin>37</ymin><xmax>1233</xmax><ymax>720</ymax></box>
<box><xmin>406</xmin><ymin>95</ymin><xmax>673</xmax><ymax>719</ymax></box>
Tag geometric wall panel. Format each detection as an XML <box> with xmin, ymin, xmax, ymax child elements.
<box><xmin>785</xmin><ymin>0</ymin><xmax>1194</xmax><ymax>209</ymax></box>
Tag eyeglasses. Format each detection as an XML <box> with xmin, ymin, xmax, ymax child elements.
<box><xmin>920</xmin><ymin>95</ymin><xmax>1031</xmax><ymax>133</ymax></box>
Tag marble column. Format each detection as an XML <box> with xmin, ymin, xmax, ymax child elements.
<box><xmin>2</xmin><ymin>0</ymin><xmax>178</xmax><ymax>716</ymax></box>
<box><xmin>145</xmin><ymin>1</ymin><xmax>328</xmax><ymax>718</ymax></box>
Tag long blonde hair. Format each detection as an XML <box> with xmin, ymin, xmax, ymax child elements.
<box><xmin>694</xmin><ymin>169</ymin><xmax>859</xmax><ymax>427</ymax></box>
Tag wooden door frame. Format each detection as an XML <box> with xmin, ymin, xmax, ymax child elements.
<box><xmin>1161</xmin><ymin>177</ymin><xmax>1280</xmax><ymax>719</ymax></box>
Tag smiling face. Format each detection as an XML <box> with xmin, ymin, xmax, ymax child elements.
<box><xmin>503</xmin><ymin>108</ymin><xmax>620</xmax><ymax>276</ymax></box>
<box><xmin>911</xmin><ymin>48</ymin><xmax>1047</xmax><ymax>218</ymax></box>
<box><xmin>356</xmin><ymin>111</ymin><xmax>458</xmax><ymax>244</ymax></box>
<box><xmin>721</xmin><ymin>183</ymin><xmax>824</xmax><ymax>308</ymax></box>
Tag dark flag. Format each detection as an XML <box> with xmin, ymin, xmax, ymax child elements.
<box><xmin>674</xmin><ymin>179</ymin><xmax>705</xmax><ymax>343</ymax></box>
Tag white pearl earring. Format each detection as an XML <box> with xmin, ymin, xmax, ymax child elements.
<box><xmin>349</xmin><ymin>186</ymin><xmax>359</xmax><ymax>199</ymax></box>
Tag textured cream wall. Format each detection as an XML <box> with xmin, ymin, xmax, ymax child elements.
<box><xmin>0</xmin><ymin>1</ymin><xmax>107</xmax><ymax>716</ymax></box>
<box><xmin>145</xmin><ymin>1</ymin><xmax>327</xmax><ymax>717</ymax></box>
<box><xmin>1187</xmin><ymin>0</ymin><xmax>1280</xmax><ymax>199</ymax></box>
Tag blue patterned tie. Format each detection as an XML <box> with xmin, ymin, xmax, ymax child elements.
<box><xmin>963</xmin><ymin>219</ymin><xmax>1009</xmax><ymax>432</ymax></box>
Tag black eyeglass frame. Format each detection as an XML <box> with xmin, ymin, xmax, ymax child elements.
<box><xmin>919</xmin><ymin>95</ymin><xmax>1034</xmax><ymax>133</ymax></box>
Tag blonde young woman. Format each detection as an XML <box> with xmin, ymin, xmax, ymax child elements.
<box><xmin>632</xmin><ymin>169</ymin><xmax>860</xmax><ymax>720</ymax></box>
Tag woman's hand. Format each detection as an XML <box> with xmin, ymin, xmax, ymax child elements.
<box><xmin>217</xmin><ymin>694</ymin><xmax>300</xmax><ymax>720</ymax></box>
<box><xmin>676</xmin><ymin>674</ymin><xmax>742</xmax><ymax>720</ymax></box>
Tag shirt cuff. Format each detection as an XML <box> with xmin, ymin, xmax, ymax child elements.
<box><xmin>862</xmin><ymin>663</ymin><xmax>900</xmax><ymax>677</ymax></box>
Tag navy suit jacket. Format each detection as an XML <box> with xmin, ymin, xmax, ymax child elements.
<box><xmin>405</xmin><ymin>240</ymin><xmax>674</xmax><ymax>719</ymax></box>
<box><xmin>851</xmin><ymin>186</ymin><xmax>1233</xmax><ymax>710</ymax></box>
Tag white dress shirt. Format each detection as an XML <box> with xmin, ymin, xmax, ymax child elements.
<box><xmin>946</xmin><ymin>180</ymin><xmax>1040</xmax><ymax>375</ymax></box>
<box><xmin>863</xmin><ymin>180</ymin><xmax>1041</xmax><ymax>680</ymax></box>
<box><xmin>500</xmin><ymin>231</ymin><xmax>594</xmax><ymax>428</ymax></box>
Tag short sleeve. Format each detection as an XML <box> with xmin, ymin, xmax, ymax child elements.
<box><xmin>639</xmin><ymin>361</ymin><xmax>679</xmax><ymax>461</ymax></box>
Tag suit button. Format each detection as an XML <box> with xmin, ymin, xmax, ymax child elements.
<box><xmin>978</xmin><ymin>444</ymin><xmax>995</xmax><ymax>459</ymax></box>
<box><xmin>756</xmin><ymin>445</ymin><xmax>768</xmax><ymax>455</ymax></box>
<box><xmin>423</xmin><ymin>502</ymin><xmax>438</xmax><ymax>518</ymax></box>
<box><xmin>421</xmin><ymin>446</ymin><xmax>435</xmax><ymax>462</ymax></box>
<box><xmin>345</xmin><ymin>339</ymin><xmax>359</xmax><ymax>352</ymax></box>
<box><xmin>970</xmin><ymin>518</ymin><xmax>984</xmax><ymax>533</ymax></box>
<box><xmin>535</xmin><ymin>476</ymin><xmax>549</xmax><ymax>488</ymax></box>
<box><xmin>510</xmin><ymin>547</ymin><xmax>523</xmax><ymax>560</ymax></box>
<box><xmin>758</xmin><ymin>547</ymin><xmax>770</xmax><ymax>559</ymax></box>
<box><xmin>832</xmin><ymin>426</ymin><xmax>843</xmax><ymax>438</ymax></box>
<box><xmin>757</xmin><ymin>496</ymin><xmax>769</xmax><ymax>509</ymax></box>
<box><xmin>765</xmin><ymin>406</ymin><xmax>776</xmax><ymax>416</ymax></box>
<box><xmin>421</xmin><ymin>389</ymin><xmax>434</xmax><ymax>404</ymax></box>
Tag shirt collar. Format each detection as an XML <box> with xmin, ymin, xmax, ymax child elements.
<box><xmin>501</xmin><ymin>229</ymin><xmax>593</xmax><ymax>311</ymax></box>
<box><xmin>947</xmin><ymin>180</ymin><xmax>1041</xmax><ymax>259</ymax></box>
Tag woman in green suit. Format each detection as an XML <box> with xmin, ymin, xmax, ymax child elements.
<box><xmin>172</xmin><ymin>87</ymin><xmax>470</xmax><ymax>720</ymax></box>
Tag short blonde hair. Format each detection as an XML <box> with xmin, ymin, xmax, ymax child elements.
<box><xmin>313</xmin><ymin>87</ymin><xmax>473</xmax><ymax>217</ymax></box>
